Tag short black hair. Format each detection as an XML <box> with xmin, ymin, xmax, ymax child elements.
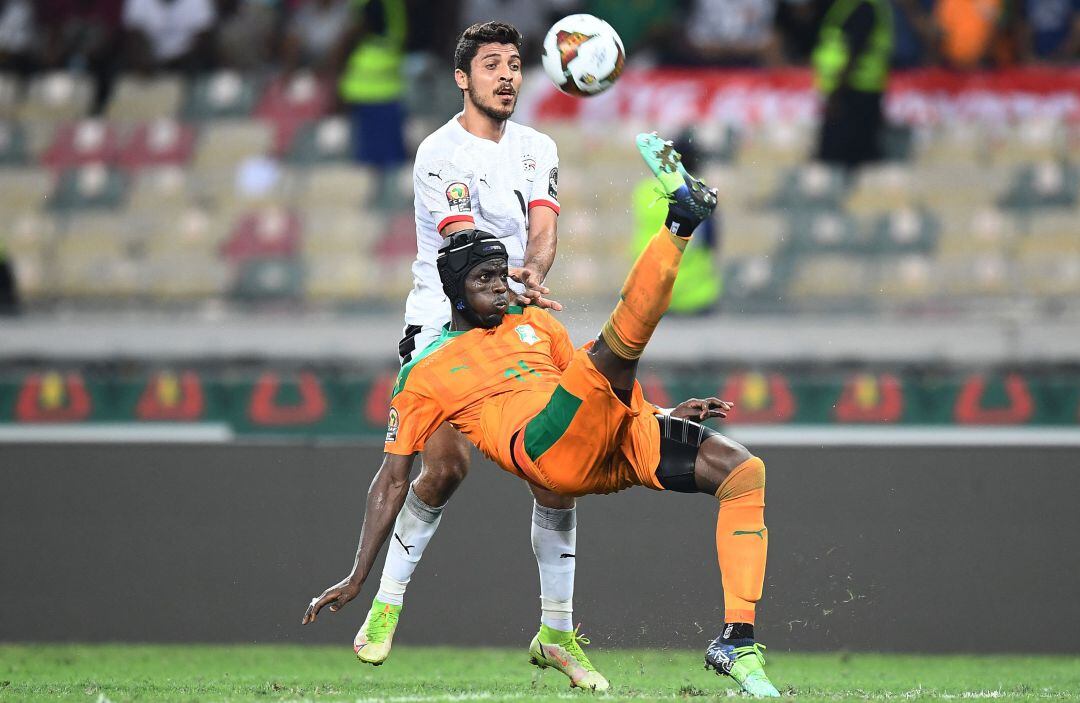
<box><xmin>454</xmin><ymin>21</ymin><xmax>523</xmax><ymax>75</ymax></box>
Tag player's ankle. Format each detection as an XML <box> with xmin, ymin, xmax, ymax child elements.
<box><xmin>538</xmin><ymin>623</ymin><xmax>574</xmax><ymax>643</ymax></box>
<box><xmin>720</xmin><ymin>622</ymin><xmax>754</xmax><ymax>646</ymax></box>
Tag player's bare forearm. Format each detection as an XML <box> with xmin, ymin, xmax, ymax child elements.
<box><xmin>301</xmin><ymin>452</ymin><xmax>415</xmax><ymax>624</ymax></box>
<box><xmin>523</xmin><ymin>210</ymin><xmax>558</xmax><ymax>280</ymax></box>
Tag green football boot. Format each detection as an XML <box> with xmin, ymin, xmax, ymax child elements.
<box><xmin>528</xmin><ymin>624</ymin><xmax>609</xmax><ymax>691</ymax></box>
<box><xmin>704</xmin><ymin>637</ymin><xmax>781</xmax><ymax>697</ymax></box>
<box><xmin>636</xmin><ymin>131</ymin><xmax>718</xmax><ymax>232</ymax></box>
<box><xmin>352</xmin><ymin>599</ymin><xmax>401</xmax><ymax>665</ymax></box>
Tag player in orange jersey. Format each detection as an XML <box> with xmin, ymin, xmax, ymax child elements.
<box><xmin>303</xmin><ymin>133</ymin><xmax>780</xmax><ymax>697</ymax></box>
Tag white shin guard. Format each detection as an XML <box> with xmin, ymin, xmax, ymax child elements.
<box><xmin>376</xmin><ymin>484</ymin><xmax>444</xmax><ymax>605</ymax></box>
<box><xmin>531</xmin><ymin>501</ymin><xmax>577</xmax><ymax>632</ymax></box>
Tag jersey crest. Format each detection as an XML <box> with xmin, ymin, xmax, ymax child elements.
<box><xmin>446</xmin><ymin>182</ymin><xmax>471</xmax><ymax>213</ymax></box>
<box><xmin>515</xmin><ymin>324</ymin><xmax>541</xmax><ymax>346</ymax></box>
<box><xmin>385</xmin><ymin>407</ymin><xmax>400</xmax><ymax>442</ymax></box>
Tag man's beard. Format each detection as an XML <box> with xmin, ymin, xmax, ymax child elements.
<box><xmin>468</xmin><ymin>83</ymin><xmax>515</xmax><ymax>121</ymax></box>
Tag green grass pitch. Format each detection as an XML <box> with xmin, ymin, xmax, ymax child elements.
<box><xmin>2</xmin><ymin>645</ymin><xmax>1079</xmax><ymax>702</ymax></box>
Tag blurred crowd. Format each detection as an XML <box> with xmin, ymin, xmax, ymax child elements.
<box><xmin>0</xmin><ymin>0</ymin><xmax>1075</xmax><ymax>114</ymax></box>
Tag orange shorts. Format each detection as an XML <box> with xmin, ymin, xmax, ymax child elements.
<box><xmin>509</xmin><ymin>346</ymin><xmax>664</xmax><ymax>496</ymax></box>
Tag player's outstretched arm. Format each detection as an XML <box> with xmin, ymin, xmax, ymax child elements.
<box><xmin>301</xmin><ymin>452</ymin><xmax>416</xmax><ymax>625</ymax></box>
<box><xmin>670</xmin><ymin>397</ymin><xmax>733</xmax><ymax>422</ymax></box>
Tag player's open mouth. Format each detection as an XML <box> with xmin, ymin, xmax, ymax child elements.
<box><xmin>493</xmin><ymin>298</ymin><xmax>508</xmax><ymax>310</ymax></box>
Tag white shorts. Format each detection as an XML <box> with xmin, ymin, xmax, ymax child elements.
<box><xmin>397</xmin><ymin>323</ymin><xmax>443</xmax><ymax>366</ymax></box>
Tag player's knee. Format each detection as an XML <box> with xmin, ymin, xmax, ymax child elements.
<box><xmin>697</xmin><ymin>435</ymin><xmax>754</xmax><ymax>490</ymax></box>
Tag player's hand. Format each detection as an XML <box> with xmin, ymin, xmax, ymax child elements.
<box><xmin>671</xmin><ymin>397</ymin><xmax>733</xmax><ymax>421</ymax></box>
<box><xmin>301</xmin><ymin>578</ymin><xmax>362</xmax><ymax>625</ymax></box>
<box><xmin>509</xmin><ymin>266</ymin><xmax>563</xmax><ymax>311</ymax></box>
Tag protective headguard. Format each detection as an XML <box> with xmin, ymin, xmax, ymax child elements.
<box><xmin>436</xmin><ymin>229</ymin><xmax>508</xmax><ymax>322</ymax></box>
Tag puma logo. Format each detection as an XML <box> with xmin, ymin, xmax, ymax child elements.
<box><xmin>427</xmin><ymin>170</ymin><xmax>442</xmax><ymax>180</ymax></box>
<box><xmin>732</xmin><ymin>528</ymin><xmax>767</xmax><ymax>540</ymax></box>
<box><xmin>560</xmin><ymin>553</ymin><xmax>575</xmax><ymax>559</ymax></box>
<box><xmin>394</xmin><ymin>533</ymin><xmax>415</xmax><ymax>554</ymax></box>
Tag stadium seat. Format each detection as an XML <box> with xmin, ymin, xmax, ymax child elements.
<box><xmin>141</xmin><ymin>207</ymin><xmax>231</xmax><ymax>258</ymax></box>
<box><xmin>126</xmin><ymin>166</ymin><xmax>194</xmax><ymax>214</ymax></box>
<box><xmin>998</xmin><ymin>161</ymin><xmax>1078</xmax><ymax>211</ymax></box>
<box><xmin>220</xmin><ymin>206</ymin><xmax>302</xmax><ymax>262</ymax></box>
<box><xmin>231</xmin><ymin>258</ymin><xmax>304</xmax><ymax>301</ymax></box>
<box><xmin>183</xmin><ymin>71</ymin><xmax>261</xmax><ymax>120</ymax></box>
<box><xmin>937</xmin><ymin>207</ymin><xmax>1018</xmax><ymax>259</ymax></box>
<box><xmin>18</xmin><ymin>72</ymin><xmax>92</xmax><ymax>124</ymax></box>
<box><xmin>866</xmin><ymin>207</ymin><xmax>939</xmax><ymax>255</ymax></box>
<box><xmin>913</xmin><ymin>124</ymin><xmax>982</xmax><ymax>166</ymax></box>
<box><xmin>787</xmin><ymin>254</ymin><xmax>874</xmax><ymax>306</ymax></box>
<box><xmin>285</xmin><ymin>117</ymin><xmax>352</xmax><ymax>165</ymax></box>
<box><xmin>3</xmin><ymin>211</ymin><xmax>59</xmax><ymax>258</ymax></box>
<box><xmin>144</xmin><ymin>255</ymin><xmax>230</xmax><ymax>300</ymax></box>
<box><xmin>0</xmin><ymin>167</ymin><xmax>54</xmax><ymax>211</ymax></box>
<box><xmin>722</xmin><ymin>256</ymin><xmax>792</xmax><ymax>312</ymax></box>
<box><xmin>874</xmin><ymin>254</ymin><xmax>940</xmax><ymax>302</ymax></box>
<box><xmin>939</xmin><ymin>255</ymin><xmax>1012</xmax><ymax>298</ymax></box>
<box><xmin>191</xmin><ymin>120</ymin><xmax>273</xmax><ymax>172</ymax></box>
<box><xmin>721</xmin><ymin>212</ymin><xmax>786</xmax><ymax>259</ymax></box>
<box><xmin>300</xmin><ymin>208</ymin><xmax>381</xmax><ymax>257</ymax></box>
<box><xmin>913</xmin><ymin>163</ymin><xmax>1008</xmax><ymax>210</ymax></box>
<box><xmin>846</xmin><ymin>164</ymin><xmax>915</xmax><ymax>214</ymax></box>
<box><xmin>0</xmin><ymin>73</ymin><xmax>19</xmax><ymax>119</ymax></box>
<box><xmin>255</xmin><ymin>72</ymin><xmax>333</xmax><ymax>157</ymax></box>
<box><xmin>47</xmin><ymin>164</ymin><xmax>128</xmax><ymax>212</ymax></box>
<box><xmin>1017</xmin><ymin>252</ymin><xmax>1080</xmax><ymax>297</ymax></box>
<box><xmin>299</xmin><ymin>164</ymin><xmax>376</xmax><ymax>209</ymax></box>
<box><xmin>784</xmin><ymin>210</ymin><xmax>864</xmax><ymax>255</ymax></box>
<box><xmin>40</xmin><ymin>120</ymin><xmax>120</xmax><ymax>171</ymax></box>
<box><xmin>106</xmin><ymin>75</ymin><xmax>184</xmax><ymax>123</ymax></box>
<box><xmin>0</xmin><ymin>120</ymin><xmax>27</xmax><ymax>165</ymax></box>
<box><xmin>766</xmin><ymin>163</ymin><xmax>847</xmax><ymax>213</ymax></box>
<box><xmin>117</xmin><ymin>119</ymin><xmax>197</xmax><ymax>171</ymax></box>
<box><xmin>304</xmin><ymin>254</ymin><xmax>374</xmax><ymax>303</ymax></box>
<box><xmin>991</xmin><ymin>118</ymin><xmax>1063</xmax><ymax>166</ymax></box>
<box><xmin>738</xmin><ymin>122</ymin><xmax>814</xmax><ymax>167</ymax></box>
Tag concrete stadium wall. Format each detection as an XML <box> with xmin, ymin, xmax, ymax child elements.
<box><xmin>2</xmin><ymin>443</ymin><xmax>1078</xmax><ymax>652</ymax></box>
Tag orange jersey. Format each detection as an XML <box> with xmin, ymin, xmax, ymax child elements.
<box><xmin>384</xmin><ymin>306</ymin><xmax>575</xmax><ymax>476</ymax></box>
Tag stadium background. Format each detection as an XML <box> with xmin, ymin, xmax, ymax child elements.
<box><xmin>2</xmin><ymin>0</ymin><xmax>1080</xmax><ymax>663</ymax></box>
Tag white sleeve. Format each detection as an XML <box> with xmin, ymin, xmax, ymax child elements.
<box><xmin>528</xmin><ymin>135</ymin><xmax>560</xmax><ymax>215</ymax></box>
<box><xmin>414</xmin><ymin>155</ymin><xmax>476</xmax><ymax>233</ymax></box>
<box><xmin>122</xmin><ymin>0</ymin><xmax>146</xmax><ymax>28</ymax></box>
<box><xmin>191</xmin><ymin>0</ymin><xmax>217</xmax><ymax>28</ymax></box>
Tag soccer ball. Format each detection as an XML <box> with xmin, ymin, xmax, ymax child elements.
<box><xmin>541</xmin><ymin>14</ymin><xmax>626</xmax><ymax>98</ymax></box>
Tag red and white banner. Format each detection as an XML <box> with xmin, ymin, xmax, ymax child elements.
<box><xmin>523</xmin><ymin>67</ymin><xmax>1080</xmax><ymax>127</ymax></box>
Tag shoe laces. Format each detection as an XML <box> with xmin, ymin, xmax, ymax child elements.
<box><xmin>365</xmin><ymin>604</ymin><xmax>399</xmax><ymax>644</ymax></box>
<box><xmin>732</xmin><ymin>642</ymin><xmax>768</xmax><ymax>667</ymax></box>
<box><xmin>561</xmin><ymin>625</ymin><xmax>598</xmax><ymax>673</ymax></box>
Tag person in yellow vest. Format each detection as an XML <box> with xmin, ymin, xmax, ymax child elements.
<box><xmin>631</xmin><ymin>133</ymin><xmax>722</xmax><ymax>315</ymax></box>
<box><xmin>335</xmin><ymin>0</ymin><xmax>408</xmax><ymax>207</ymax></box>
<box><xmin>813</xmin><ymin>0</ymin><xmax>893</xmax><ymax>171</ymax></box>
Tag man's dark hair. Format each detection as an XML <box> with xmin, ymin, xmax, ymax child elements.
<box><xmin>454</xmin><ymin>21</ymin><xmax>523</xmax><ymax>75</ymax></box>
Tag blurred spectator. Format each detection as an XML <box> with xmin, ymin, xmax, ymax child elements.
<box><xmin>216</xmin><ymin>0</ymin><xmax>282</xmax><ymax>71</ymax></box>
<box><xmin>0</xmin><ymin>0</ymin><xmax>36</xmax><ymax>76</ymax></box>
<box><xmin>891</xmin><ymin>0</ymin><xmax>938</xmax><ymax>66</ymax></box>
<box><xmin>458</xmin><ymin>0</ymin><xmax>562</xmax><ymax>59</ymax></box>
<box><xmin>586</xmin><ymin>0</ymin><xmax>678</xmax><ymax>56</ymax></box>
<box><xmin>667</xmin><ymin>0</ymin><xmax>785</xmax><ymax>67</ymax></box>
<box><xmin>281</xmin><ymin>0</ymin><xmax>352</xmax><ymax>75</ymax></box>
<box><xmin>776</xmin><ymin>0</ymin><xmax>827</xmax><ymax>63</ymax></box>
<box><xmin>631</xmin><ymin>132</ymin><xmax>722</xmax><ymax>315</ymax></box>
<box><xmin>42</xmin><ymin>0</ymin><xmax>125</xmax><ymax>113</ymax></box>
<box><xmin>813</xmin><ymin>0</ymin><xmax>893</xmax><ymax>170</ymax></box>
<box><xmin>1017</xmin><ymin>0</ymin><xmax>1080</xmax><ymax>62</ymax></box>
<box><xmin>335</xmin><ymin>0</ymin><xmax>408</xmax><ymax>208</ymax></box>
<box><xmin>123</xmin><ymin>0</ymin><xmax>217</xmax><ymax>74</ymax></box>
<box><xmin>0</xmin><ymin>239</ymin><xmax>16</xmax><ymax>315</ymax></box>
<box><xmin>933</xmin><ymin>0</ymin><xmax>1002</xmax><ymax>68</ymax></box>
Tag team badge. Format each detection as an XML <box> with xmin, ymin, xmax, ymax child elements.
<box><xmin>522</xmin><ymin>157</ymin><xmax>536</xmax><ymax>173</ymax></box>
<box><xmin>385</xmin><ymin>407</ymin><xmax>400</xmax><ymax>442</ymax></box>
<box><xmin>515</xmin><ymin>324</ymin><xmax>541</xmax><ymax>346</ymax></box>
<box><xmin>445</xmin><ymin>182</ymin><xmax>471</xmax><ymax>213</ymax></box>
<box><xmin>548</xmin><ymin>167</ymin><xmax>558</xmax><ymax>199</ymax></box>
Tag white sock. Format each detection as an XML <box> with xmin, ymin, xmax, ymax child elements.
<box><xmin>531</xmin><ymin>501</ymin><xmax>576</xmax><ymax>632</ymax></box>
<box><xmin>375</xmin><ymin>484</ymin><xmax>444</xmax><ymax>606</ymax></box>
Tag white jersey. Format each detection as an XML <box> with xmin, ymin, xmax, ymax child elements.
<box><xmin>405</xmin><ymin>114</ymin><xmax>560</xmax><ymax>328</ymax></box>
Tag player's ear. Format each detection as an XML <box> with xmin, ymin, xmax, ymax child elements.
<box><xmin>454</xmin><ymin>68</ymin><xmax>469</xmax><ymax>92</ymax></box>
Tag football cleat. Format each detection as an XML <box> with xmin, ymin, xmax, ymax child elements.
<box><xmin>636</xmin><ymin>132</ymin><xmax>718</xmax><ymax>231</ymax></box>
<box><xmin>353</xmin><ymin>599</ymin><xmax>401</xmax><ymax>665</ymax></box>
<box><xmin>528</xmin><ymin>624</ymin><xmax>610</xmax><ymax>691</ymax></box>
<box><xmin>704</xmin><ymin>637</ymin><xmax>781</xmax><ymax>698</ymax></box>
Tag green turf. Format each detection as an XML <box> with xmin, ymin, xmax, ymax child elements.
<box><xmin>1</xmin><ymin>645</ymin><xmax>1079</xmax><ymax>702</ymax></box>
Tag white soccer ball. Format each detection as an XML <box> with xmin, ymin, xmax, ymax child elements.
<box><xmin>541</xmin><ymin>14</ymin><xmax>626</xmax><ymax>98</ymax></box>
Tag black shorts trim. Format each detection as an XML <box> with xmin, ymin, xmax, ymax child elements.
<box><xmin>398</xmin><ymin>324</ymin><xmax>422</xmax><ymax>365</ymax></box>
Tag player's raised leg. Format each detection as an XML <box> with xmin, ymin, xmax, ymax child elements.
<box><xmin>354</xmin><ymin>423</ymin><xmax>466</xmax><ymax>664</ymax></box>
<box><xmin>526</xmin><ymin>486</ymin><xmax>608</xmax><ymax>691</ymax></box>
<box><xmin>589</xmin><ymin>132</ymin><xmax>718</xmax><ymax>394</ymax></box>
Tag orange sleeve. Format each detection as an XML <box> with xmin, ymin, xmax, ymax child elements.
<box><xmin>383</xmin><ymin>388</ymin><xmax>446</xmax><ymax>455</ymax></box>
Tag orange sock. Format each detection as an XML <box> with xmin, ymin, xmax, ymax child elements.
<box><xmin>714</xmin><ymin>457</ymin><xmax>768</xmax><ymax>624</ymax></box>
<box><xmin>600</xmin><ymin>227</ymin><xmax>687</xmax><ymax>360</ymax></box>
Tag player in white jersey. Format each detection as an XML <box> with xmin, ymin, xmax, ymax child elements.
<box><xmin>308</xmin><ymin>22</ymin><xmax>607</xmax><ymax>691</ymax></box>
